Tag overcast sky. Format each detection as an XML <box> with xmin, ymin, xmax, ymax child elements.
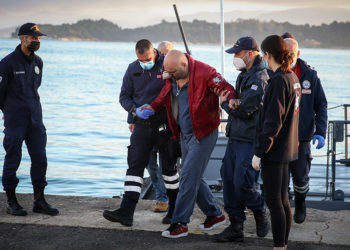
<box><xmin>0</xmin><ymin>0</ymin><xmax>349</xmax><ymax>29</ymax></box>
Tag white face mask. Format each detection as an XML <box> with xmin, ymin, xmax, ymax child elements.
<box><xmin>233</xmin><ymin>57</ymin><xmax>246</xmax><ymax>71</ymax></box>
<box><xmin>233</xmin><ymin>53</ymin><xmax>249</xmax><ymax>71</ymax></box>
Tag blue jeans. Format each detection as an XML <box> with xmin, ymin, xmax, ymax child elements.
<box><xmin>172</xmin><ymin>129</ymin><xmax>221</xmax><ymax>224</ymax></box>
<box><xmin>147</xmin><ymin>146</ymin><xmax>168</xmax><ymax>203</ymax></box>
<box><xmin>220</xmin><ymin>139</ymin><xmax>264</xmax><ymax>222</ymax></box>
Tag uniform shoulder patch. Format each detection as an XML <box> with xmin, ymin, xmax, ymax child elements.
<box><xmin>212</xmin><ymin>76</ymin><xmax>221</xmax><ymax>85</ymax></box>
<box><xmin>302</xmin><ymin>80</ymin><xmax>311</xmax><ymax>89</ymax></box>
<box><xmin>294</xmin><ymin>83</ymin><xmax>301</xmax><ymax>89</ymax></box>
<box><xmin>250</xmin><ymin>84</ymin><xmax>258</xmax><ymax>91</ymax></box>
<box><xmin>35</xmin><ymin>66</ymin><xmax>40</xmax><ymax>75</ymax></box>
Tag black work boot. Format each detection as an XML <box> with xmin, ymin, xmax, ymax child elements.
<box><xmin>294</xmin><ymin>193</ymin><xmax>306</xmax><ymax>224</ymax></box>
<box><xmin>162</xmin><ymin>213</ymin><xmax>172</xmax><ymax>224</ymax></box>
<box><xmin>162</xmin><ymin>189</ymin><xmax>178</xmax><ymax>224</ymax></box>
<box><xmin>33</xmin><ymin>186</ymin><xmax>59</xmax><ymax>215</ymax></box>
<box><xmin>253</xmin><ymin>208</ymin><xmax>269</xmax><ymax>237</ymax></box>
<box><xmin>212</xmin><ymin>217</ymin><xmax>244</xmax><ymax>242</ymax></box>
<box><xmin>6</xmin><ymin>190</ymin><xmax>27</xmax><ymax>216</ymax></box>
<box><xmin>103</xmin><ymin>208</ymin><xmax>133</xmax><ymax>226</ymax></box>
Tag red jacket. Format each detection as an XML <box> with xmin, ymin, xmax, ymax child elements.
<box><xmin>151</xmin><ymin>54</ymin><xmax>237</xmax><ymax>140</ymax></box>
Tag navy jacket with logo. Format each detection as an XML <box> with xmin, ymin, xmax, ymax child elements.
<box><xmin>297</xmin><ymin>58</ymin><xmax>327</xmax><ymax>141</ymax></box>
<box><xmin>119</xmin><ymin>50</ymin><xmax>167</xmax><ymax>123</ymax></box>
<box><xmin>0</xmin><ymin>45</ymin><xmax>44</xmax><ymax>127</ymax></box>
<box><xmin>221</xmin><ymin>55</ymin><xmax>269</xmax><ymax>142</ymax></box>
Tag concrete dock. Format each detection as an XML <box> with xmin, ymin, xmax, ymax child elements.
<box><xmin>0</xmin><ymin>193</ymin><xmax>349</xmax><ymax>249</ymax></box>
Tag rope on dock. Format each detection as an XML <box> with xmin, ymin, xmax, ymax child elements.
<box><xmin>313</xmin><ymin>152</ymin><xmax>344</xmax><ymax>158</ymax></box>
<box><xmin>328</xmin><ymin>105</ymin><xmax>345</xmax><ymax>110</ymax></box>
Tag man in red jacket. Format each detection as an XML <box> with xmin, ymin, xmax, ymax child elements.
<box><xmin>140</xmin><ymin>50</ymin><xmax>237</xmax><ymax>238</ymax></box>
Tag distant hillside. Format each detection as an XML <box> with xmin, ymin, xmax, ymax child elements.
<box><xmin>11</xmin><ymin>18</ymin><xmax>350</xmax><ymax>48</ymax></box>
<box><xmin>0</xmin><ymin>26</ymin><xmax>15</xmax><ymax>38</ymax></box>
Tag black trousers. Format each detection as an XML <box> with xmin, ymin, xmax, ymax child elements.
<box><xmin>289</xmin><ymin>142</ymin><xmax>312</xmax><ymax>198</ymax></box>
<box><xmin>120</xmin><ymin>122</ymin><xmax>179</xmax><ymax>214</ymax></box>
<box><xmin>261</xmin><ymin>160</ymin><xmax>292</xmax><ymax>247</ymax></box>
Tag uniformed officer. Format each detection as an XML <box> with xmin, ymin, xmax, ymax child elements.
<box><xmin>213</xmin><ymin>36</ymin><xmax>269</xmax><ymax>242</ymax></box>
<box><xmin>103</xmin><ymin>39</ymin><xmax>179</xmax><ymax>226</ymax></box>
<box><xmin>283</xmin><ymin>35</ymin><xmax>328</xmax><ymax>224</ymax></box>
<box><xmin>124</xmin><ymin>41</ymin><xmax>176</xmax><ymax>215</ymax></box>
<box><xmin>0</xmin><ymin>23</ymin><xmax>58</xmax><ymax>216</ymax></box>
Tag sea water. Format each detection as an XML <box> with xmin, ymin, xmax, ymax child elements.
<box><xmin>0</xmin><ymin>38</ymin><xmax>349</xmax><ymax>197</ymax></box>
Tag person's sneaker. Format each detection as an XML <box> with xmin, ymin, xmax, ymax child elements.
<box><xmin>198</xmin><ymin>214</ymin><xmax>226</xmax><ymax>231</ymax></box>
<box><xmin>154</xmin><ymin>201</ymin><xmax>168</xmax><ymax>213</ymax></box>
<box><xmin>103</xmin><ymin>208</ymin><xmax>133</xmax><ymax>226</ymax></box>
<box><xmin>162</xmin><ymin>214</ymin><xmax>172</xmax><ymax>224</ymax></box>
<box><xmin>161</xmin><ymin>223</ymin><xmax>188</xmax><ymax>238</ymax></box>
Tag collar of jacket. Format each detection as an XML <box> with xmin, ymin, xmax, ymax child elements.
<box><xmin>297</xmin><ymin>58</ymin><xmax>313</xmax><ymax>79</ymax></box>
<box><xmin>184</xmin><ymin>53</ymin><xmax>195</xmax><ymax>73</ymax></box>
<box><xmin>15</xmin><ymin>44</ymin><xmax>35</xmax><ymax>63</ymax></box>
<box><xmin>244</xmin><ymin>55</ymin><xmax>265</xmax><ymax>77</ymax></box>
<box><xmin>270</xmin><ymin>67</ymin><xmax>283</xmax><ymax>78</ymax></box>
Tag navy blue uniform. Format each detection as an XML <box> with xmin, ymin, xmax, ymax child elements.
<box><xmin>289</xmin><ymin>59</ymin><xmax>327</xmax><ymax>196</ymax></box>
<box><xmin>118</xmin><ymin>51</ymin><xmax>179</xmax><ymax>214</ymax></box>
<box><xmin>0</xmin><ymin>45</ymin><xmax>47</xmax><ymax>191</ymax></box>
<box><xmin>220</xmin><ymin>56</ymin><xmax>268</xmax><ymax>222</ymax></box>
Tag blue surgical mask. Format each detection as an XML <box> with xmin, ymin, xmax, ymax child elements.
<box><xmin>290</xmin><ymin>60</ymin><xmax>296</xmax><ymax>69</ymax></box>
<box><xmin>262</xmin><ymin>58</ymin><xmax>270</xmax><ymax>70</ymax></box>
<box><xmin>139</xmin><ymin>61</ymin><xmax>155</xmax><ymax>70</ymax></box>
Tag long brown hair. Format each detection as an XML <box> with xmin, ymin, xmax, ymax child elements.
<box><xmin>261</xmin><ymin>35</ymin><xmax>293</xmax><ymax>73</ymax></box>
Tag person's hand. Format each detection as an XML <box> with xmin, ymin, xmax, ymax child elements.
<box><xmin>219</xmin><ymin>90</ymin><xmax>230</xmax><ymax>105</ymax></box>
<box><xmin>140</xmin><ymin>105</ymin><xmax>155</xmax><ymax>112</ymax></box>
<box><xmin>136</xmin><ymin>104</ymin><xmax>155</xmax><ymax>119</ymax></box>
<box><xmin>313</xmin><ymin>135</ymin><xmax>325</xmax><ymax>149</ymax></box>
<box><xmin>128</xmin><ymin>123</ymin><xmax>134</xmax><ymax>133</ymax></box>
<box><xmin>228</xmin><ymin>99</ymin><xmax>241</xmax><ymax>110</ymax></box>
<box><xmin>212</xmin><ymin>87</ymin><xmax>229</xmax><ymax>97</ymax></box>
<box><xmin>252</xmin><ymin>155</ymin><xmax>261</xmax><ymax>171</ymax></box>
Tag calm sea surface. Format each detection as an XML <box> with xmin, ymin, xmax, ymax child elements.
<box><xmin>0</xmin><ymin>38</ymin><xmax>349</xmax><ymax>197</ymax></box>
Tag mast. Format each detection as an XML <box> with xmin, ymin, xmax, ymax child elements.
<box><xmin>220</xmin><ymin>0</ymin><xmax>225</xmax><ymax>77</ymax></box>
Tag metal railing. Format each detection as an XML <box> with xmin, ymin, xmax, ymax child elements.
<box><xmin>326</xmin><ymin>119</ymin><xmax>350</xmax><ymax>200</ymax></box>
<box><xmin>323</xmin><ymin>104</ymin><xmax>350</xmax><ymax>201</ymax></box>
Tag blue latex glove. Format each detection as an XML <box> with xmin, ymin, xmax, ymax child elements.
<box><xmin>313</xmin><ymin>135</ymin><xmax>325</xmax><ymax>149</ymax></box>
<box><xmin>136</xmin><ymin>104</ymin><xmax>155</xmax><ymax>119</ymax></box>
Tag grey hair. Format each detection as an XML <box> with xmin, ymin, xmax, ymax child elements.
<box><xmin>157</xmin><ymin>41</ymin><xmax>174</xmax><ymax>51</ymax></box>
<box><xmin>284</xmin><ymin>38</ymin><xmax>299</xmax><ymax>52</ymax></box>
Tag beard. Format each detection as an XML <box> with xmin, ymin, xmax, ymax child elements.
<box><xmin>171</xmin><ymin>69</ymin><xmax>188</xmax><ymax>80</ymax></box>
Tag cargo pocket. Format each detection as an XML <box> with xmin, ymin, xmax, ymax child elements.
<box><xmin>242</xmin><ymin>162</ymin><xmax>256</xmax><ymax>191</ymax></box>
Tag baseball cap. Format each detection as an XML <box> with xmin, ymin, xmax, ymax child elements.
<box><xmin>226</xmin><ymin>36</ymin><xmax>260</xmax><ymax>54</ymax></box>
<box><xmin>18</xmin><ymin>23</ymin><xmax>46</xmax><ymax>36</ymax></box>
